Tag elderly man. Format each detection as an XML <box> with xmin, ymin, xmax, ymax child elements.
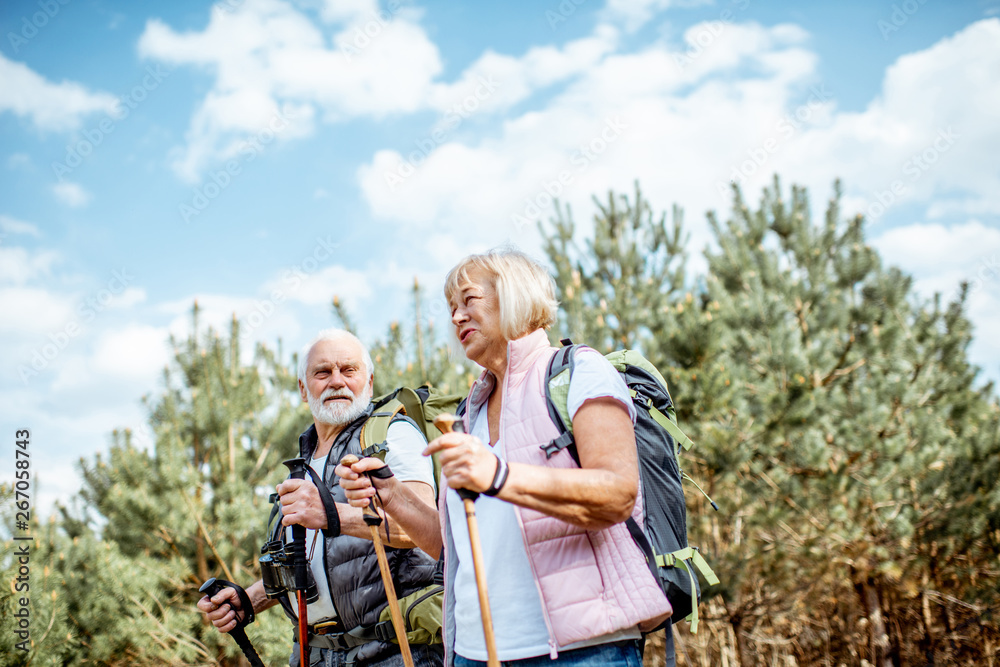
<box><xmin>198</xmin><ymin>328</ymin><xmax>442</xmax><ymax>667</ymax></box>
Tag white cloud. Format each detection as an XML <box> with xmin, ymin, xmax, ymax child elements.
<box><xmin>0</xmin><ymin>214</ymin><xmax>41</xmax><ymax>238</ymax></box>
<box><xmin>600</xmin><ymin>0</ymin><xmax>716</xmax><ymax>33</ymax></box>
<box><xmin>0</xmin><ymin>53</ymin><xmax>118</xmax><ymax>131</ymax></box>
<box><xmin>354</xmin><ymin>17</ymin><xmax>999</xmax><ymax>271</ymax></box>
<box><xmin>6</xmin><ymin>153</ymin><xmax>32</xmax><ymax>170</ymax></box>
<box><xmin>0</xmin><ymin>286</ymin><xmax>75</xmax><ymax>334</ymax></box>
<box><xmin>0</xmin><ymin>246</ymin><xmax>59</xmax><ymax>285</ymax></box>
<box><xmin>425</xmin><ymin>27</ymin><xmax>621</xmax><ymax>115</ymax></box>
<box><xmin>52</xmin><ymin>181</ymin><xmax>92</xmax><ymax>207</ymax></box>
<box><xmin>91</xmin><ymin>324</ymin><xmax>171</xmax><ymax>381</ymax></box>
<box><xmin>317</xmin><ymin>0</ymin><xmax>380</xmax><ymax>23</ymax></box>
<box><xmin>872</xmin><ymin>220</ymin><xmax>1000</xmax><ymax>285</ymax></box>
<box><xmin>764</xmin><ymin>19</ymin><xmax>1000</xmax><ymax>223</ymax></box>
<box><xmin>284</xmin><ymin>264</ymin><xmax>373</xmax><ymax>307</ymax></box>
<box><xmin>138</xmin><ymin>0</ymin><xmax>443</xmax><ymax>181</ymax></box>
<box><xmin>140</xmin><ymin>0</ymin><xmax>630</xmax><ymax>182</ymax></box>
<box><xmin>358</xmin><ymin>19</ymin><xmax>818</xmax><ymax>259</ymax></box>
<box><xmin>871</xmin><ymin>220</ymin><xmax>1000</xmax><ymax>378</ymax></box>
<box><xmin>107</xmin><ymin>287</ymin><xmax>147</xmax><ymax>309</ymax></box>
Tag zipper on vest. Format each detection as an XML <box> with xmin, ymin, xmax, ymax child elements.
<box><xmin>321</xmin><ymin>450</ymin><xmax>341</xmax><ymax>622</ymax></box>
<box><xmin>500</xmin><ymin>361</ymin><xmax>559</xmax><ymax>660</ymax></box>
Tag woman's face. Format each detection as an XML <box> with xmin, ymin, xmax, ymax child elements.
<box><xmin>450</xmin><ymin>269</ymin><xmax>506</xmax><ymax>368</ymax></box>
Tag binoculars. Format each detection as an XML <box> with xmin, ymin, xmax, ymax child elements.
<box><xmin>259</xmin><ymin>538</ymin><xmax>319</xmax><ymax>603</ymax></box>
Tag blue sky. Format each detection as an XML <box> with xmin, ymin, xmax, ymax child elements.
<box><xmin>2</xmin><ymin>0</ymin><xmax>999</xmax><ymax>515</ymax></box>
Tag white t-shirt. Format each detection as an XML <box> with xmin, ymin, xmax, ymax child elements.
<box><xmin>288</xmin><ymin>419</ymin><xmax>434</xmax><ymax>623</ymax></box>
<box><xmin>447</xmin><ymin>348</ymin><xmax>640</xmax><ymax>660</ymax></box>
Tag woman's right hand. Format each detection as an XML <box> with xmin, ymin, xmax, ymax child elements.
<box><xmin>335</xmin><ymin>458</ymin><xmax>399</xmax><ymax>509</ymax></box>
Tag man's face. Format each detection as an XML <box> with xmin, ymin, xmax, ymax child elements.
<box><xmin>299</xmin><ymin>338</ymin><xmax>373</xmax><ymax>427</ymax></box>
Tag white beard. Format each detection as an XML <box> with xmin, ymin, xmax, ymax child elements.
<box><xmin>308</xmin><ymin>384</ymin><xmax>372</xmax><ymax>426</ymax></box>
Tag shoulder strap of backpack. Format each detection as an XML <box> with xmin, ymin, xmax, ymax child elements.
<box><xmin>360</xmin><ymin>388</ymin><xmax>410</xmax><ymax>460</ymax></box>
<box><xmin>541</xmin><ymin>339</ymin><xmax>581</xmax><ymax>461</ymax></box>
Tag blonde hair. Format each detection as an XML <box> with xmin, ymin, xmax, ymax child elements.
<box><xmin>444</xmin><ymin>247</ymin><xmax>558</xmax><ymax>341</ymax></box>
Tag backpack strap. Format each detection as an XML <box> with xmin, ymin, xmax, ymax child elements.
<box><xmin>360</xmin><ymin>390</ymin><xmax>410</xmax><ymax>460</ymax></box>
<box><xmin>628</xmin><ymin>387</ymin><xmax>694</xmax><ymax>458</ymax></box>
<box><xmin>541</xmin><ymin>340</ymin><xmax>582</xmax><ymax>460</ymax></box>
<box><xmin>655</xmin><ymin>547</ymin><xmax>720</xmax><ymax>633</ymax></box>
<box><xmin>269</xmin><ymin>463</ymin><xmax>342</xmax><ymax>540</ymax></box>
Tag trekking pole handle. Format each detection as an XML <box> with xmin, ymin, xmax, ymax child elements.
<box><xmin>282</xmin><ymin>458</ymin><xmax>310</xmax><ymax>590</ymax></box>
<box><xmin>339</xmin><ymin>455</ymin><xmax>415</xmax><ymax>667</ymax></box>
<box><xmin>432</xmin><ymin>413</ymin><xmax>498</xmax><ymax>667</ymax></box>
<box><xmin>432</xmin><ymin>413</ymin><xmax>464</xmax><ymax>435</ymax></box>
<box><xmin>199</xmin><ymin>578</ymin><xmax>265</xmax><ymax>667</ymax></box>
<box><xmin>340</xmin><ymin>454</ymin><xmax>386</xmax><ymax>526</ymax></box>
<box><xmin>432</xmin><ymin>414</ymin><xmax>478</xmax><ymax>501</ymax></box>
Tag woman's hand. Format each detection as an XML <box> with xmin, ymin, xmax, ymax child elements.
<box><xmin>425</xmin><ymin>432</ymin><xmax>498</xmax><ymax>494</ymax></box>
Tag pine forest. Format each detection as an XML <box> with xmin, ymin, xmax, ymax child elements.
<box><xmin>2</xmin><ymin>179</ymin><xmax>998</xmax><ymax>667</ymax></box>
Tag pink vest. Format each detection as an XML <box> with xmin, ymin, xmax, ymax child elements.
<box><xmin>439</xmin><ymin>330</ymin><xmax>670</xmax><ymax>656</ymax></box>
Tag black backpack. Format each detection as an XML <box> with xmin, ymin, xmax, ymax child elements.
<box><xmin>542</xmin><ymin>340</ymin><xmax>719</xmax><ymax>637</ymax></box>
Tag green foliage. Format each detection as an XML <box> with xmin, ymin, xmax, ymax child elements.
<box><xmin>3</xmin><ymin>305</ymin><xmax>308</xmax><ymax>666</ymax></box>
<box><xmin>543</xmin><ymin>178</ymin><xmax>1000</xmax><ymax>665</ymax></box>
<box><xmin>12</xmin><ymin>179</ymin><xmax>999</xmax><ymax>666</ymax></box>
<box><xmin>332</xmin><ymin>278</ymin><xmax>477</xmax><ymax>395</ymax></box>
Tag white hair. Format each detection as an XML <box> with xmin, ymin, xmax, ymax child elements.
<box><xmin>297</xmin><ymin>328</ymin><xmax>374</xmax><ymax>384</ymax></box>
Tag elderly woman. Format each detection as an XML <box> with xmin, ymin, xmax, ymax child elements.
<box><xmin>337</xmin><ymin>249</ymin><xmax>669</xmax><ymax>667</ymax></box>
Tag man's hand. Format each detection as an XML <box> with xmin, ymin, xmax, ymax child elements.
<box><xmin>277</xmin><ymin>478</ymin><xmax>329</xmax><ymax>529</ymax></box>
<box><xmin>335</xmin><ymin>457</ymin><xmax>401</xmax><ymax>510</ymax></box>
<box><xmin>197</xmin><ymin>586</ymin><xmax>244</xmax><ymax>634</ymax></box>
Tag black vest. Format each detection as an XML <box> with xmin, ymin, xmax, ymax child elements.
<box><xmin>280</xmin><ymin>408</ymin><xmax>438</xmax><ymax>651</ymax></box>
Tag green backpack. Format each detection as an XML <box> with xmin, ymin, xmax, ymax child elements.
<box><xmin>542</xmin><ymin>340</ymin><xmax>719</xmax><ymax>636</ymax></box>
<box><xmin>360</xmin><ymin>385</ymin><xmax>468</xmax><ymax>489</ymax></box>
<box><xmin>361</xmin><ymin>385</ymin><xmax>467</xmax><ymax>646</ymax></box>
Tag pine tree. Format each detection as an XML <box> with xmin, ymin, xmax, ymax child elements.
<box><xmin>25</xmin><ymin>304</ymin><xmax>309</xmax><ymax>665</ymax></box>
<box><xmin>331</xmin><ymin>279</ymin><xmax>476</xmax><ymax>395</ymax></box>
<box><xmin>542</xmin><ymin>178</ymin><xmax>1000</xmax><ymax>666</ymax></box>
<box><xmin>9</xmin><ymin>180</ymin><xmax>998</xmax><ymax>667</ymax></box>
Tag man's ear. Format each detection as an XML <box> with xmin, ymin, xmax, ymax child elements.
<box><xmin>368</xmin><ymin>374</ymin><xmax>375</xmax><ymax>393</ymax></box>
<box><xmin>298</xmin><ymin>378</ymin><xmax>308</xmax><ymax>403</ymax></box>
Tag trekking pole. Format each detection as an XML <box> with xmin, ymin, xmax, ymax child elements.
<box><xmin>433</xmin><ymin>414</ymin><xmax>500</xmax><ymax>667</ymax></box>
<box><xmin>198</xmin><ymin>578</ymin><xmax>266</xmax><ymax>667</ymax></box>
<box><xmin>339</xmin><ymin>454</ymin><xmax>415</xmax><ymax>667</ymax></box>
<box><xmin>283</xmin><ymin>458</ymin><xmax>311</xmax><ymax>667</ymax></box>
